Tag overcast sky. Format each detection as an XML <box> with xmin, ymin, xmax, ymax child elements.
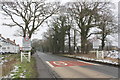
<box><xmin>0</xmin><ymin>0</ymin><xmax>119</xmax><ymax>47</ymax></box>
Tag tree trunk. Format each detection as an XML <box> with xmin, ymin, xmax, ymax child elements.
<box><xmin>53</xmin><ymin>37</ymin><xmax>58</xmax><ymax>54</ymax></box>
<box><xmin>81</xmin><ymin>38</ymin><xmax>86</xmax><ymax>54</ymax></box>
<box><xmin>101</xmin><ymin>26</ymin><xmax>106</xmax><ymax>50</ymax></box>
<box><xmin>68</xmin><ymin>29</ymin><xmax>71</xmax><ymax>54</ymax></box>
<box><xmin>101</xmin><ymin>34</ymin><xmax>105</xmax><ymax>50</ymax></box>
<box><xmin>61</xmin><ymin>37</ymin><xmax>65</xmax><ymax>53</ymax></box>
<box><xmin>74</xmin><ymin>30</ymin><xmax>76</xmax><ymax>53</ymax></box>
<box><xmin>81</xmin><ymin>31</ymin><xmax>87</xmax><ymax>54</ymax></box>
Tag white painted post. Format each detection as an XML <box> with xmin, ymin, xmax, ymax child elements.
<box><xmin>28</xmin><ymin>52</ymin><xmax>31</xmax><ymax>62</ymax></box>
<box><xmin>96</xmin><ymin>50</ymin><xmax>98</xmax><ymax>59</ymax></box>
<box><xmin>101</xmin><ymin>51</ymin><xmax>104</xmax><ymax>59</ymax></box>
<box><xmin>96</xmin><ymin>51</ymin><xmax>104</xmax><ymax>59</ymax></box>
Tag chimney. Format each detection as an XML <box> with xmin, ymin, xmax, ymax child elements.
<box><xmin>7</xmin><ymin>38</ymin><xmax>10</xmax><ymax>41</ymax></box>
<box><xmin>13</xmin><ymin>39</ymin><xmax>15</xmax><ymax>43</ymax></box>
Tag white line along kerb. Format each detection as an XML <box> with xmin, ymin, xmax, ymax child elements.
<box><xmin>46</xmin><ymin>61</ymin><xmax>54</xmax><ymax>67</ymax></box>
<box><xmin>53</xmin><ymin>61</ymin><xmax>68</xmax><ymax>66</ymax></box>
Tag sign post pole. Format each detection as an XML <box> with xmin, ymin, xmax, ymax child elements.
<box><xmin>92</xmin><ymin>39</ymin><xmax>100</xmax><ymax>59</ymax></box>
<box><xmin>96</xmin><ymin>50</ymin><xmax>98</xmax><ymax>59</ymax></box>
<box><xmin>92</xmin><ymin>37</ymin><xmax>105</xmax><ymax>59</ymax></box>
<box><xmin>28</xmin><ymin>52</ymin><xmax>31</xmax><ymax>62</ymax></box>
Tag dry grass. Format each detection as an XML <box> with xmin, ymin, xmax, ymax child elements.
<box><xmin>2</xmin><ymin>55</ymin><xmax>19</xmax><ymax>76</ymax></box>
<box><xmin>76</xmin><ymin>53</ymin><xmax>119</xmax><ymax>62</ymax></box>
<box><xmin>75</xmin><ymin>53</ymin><xmax>96</xmax><ymax>59</ymax></box>
<box><xmin>61</xmin><ymin>53</ymin><xmax>119</xmax><ymax>63</ymax></box>
<box><xmin>2</xmin><ymin>54</ymin><xmax>38</xmax><ymax>78</ymax></box>
<box><xmin>104</xmin><ymin>57</ymin><xmax>119</xmax><ymax>63</ymax></box>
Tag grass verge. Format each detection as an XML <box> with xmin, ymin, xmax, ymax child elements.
<box><xmin>2</xmin><ymin>54</ymin><xmax>38</xmax><ymax>78</ymax></box>
<box><xmin>12</xmin><ymin>56</ymin><xmax>38</xmax><ymax>78</ymax></box>
<box><xmin>55</xmin><ymin>53</ymin><xmax>119</xmax><ymax>67</ymax></box>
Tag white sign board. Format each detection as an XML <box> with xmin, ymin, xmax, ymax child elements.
<box><xmin>22</xmin><ymin>37</ymin><xmax>31</xmax><ymax>51</ymax></box>
<box><xmin>21</xmin><ymin>52</ymin><xmax>31</xmax><ymax>62</ymax></box>
<box><xmin>96</xmin><ymin>51</ymin><xmax>104</xmax><ymax>59</ymax></box>
<box><xmin>93</xmin><ymin>40</ymin><xmax>99</xmax><ymax>49</ymax></box>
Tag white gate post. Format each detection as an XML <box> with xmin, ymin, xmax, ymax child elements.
<box><xmin>101</xmin><ymin>51</ymin><xmax>104</xmax><ymax>59</ymax></box>
<box><xmin>96</xmin><ymin>50</ymin><xmax>98</xmax><ymax>59</ymax></box>
<box><xmin>28</xmin><ymin>52</ymin><xmax>31</xmax><ymax>62</ymax></box>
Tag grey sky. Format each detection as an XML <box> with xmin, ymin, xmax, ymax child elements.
<box><xmin>0</xmin><ymin>0</ymin><xmax>119</xmax><ymax>47</ymax></box>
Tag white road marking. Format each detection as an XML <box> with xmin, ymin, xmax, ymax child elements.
<box><xmin>46</xmin><ymin>61</ymin><xmax>54</xmax><ymax>67</ymax></box>
<box><xmin>77</xmin><ymin>60</ymin><xmax>100</xmax><ymax>66</ymax></box>
<box><xmin>53</xmin><ymin>61</ymin><xmax>68</xmax><ymax>66</ymax></box>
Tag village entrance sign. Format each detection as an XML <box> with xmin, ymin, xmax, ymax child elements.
<box><xmin>21</xmin><ymin>35</ymin><xmax>31</xmax><ymax>62</ymax></box>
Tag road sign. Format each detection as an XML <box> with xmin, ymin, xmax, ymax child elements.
<box><xmin>21</xmin><ymin>36</ymin><xmax>31</xmax><ymax>62</ymax></box>
<box><xmin>21</xmin><ymin>52</ymin><xmax>31</xmax><ymax>62</ymax></box>
<box><xmin>22</xmin><ymin>36</ymin><xmax>31</xmax><ymax>51</ymax></box>
<box><xmin>93</xmin><ymin>40</ymin><xmax>99</xmax><ymax>49</ymax></box>
<box><xmin>96</xmin><ymin>51</ymin><xmax>104</xmax><ymax>59</ymax></box>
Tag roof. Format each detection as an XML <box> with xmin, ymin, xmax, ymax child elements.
<box><xmin>0</xmin><ymin>34</ymin><xmax>19</xmax><ymax>46</ymax></box>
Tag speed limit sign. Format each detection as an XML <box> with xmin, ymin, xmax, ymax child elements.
<box><xmin>22</xmin><ymin>36</ymin><xmax>31</xmax><ymax>51</ymax></box>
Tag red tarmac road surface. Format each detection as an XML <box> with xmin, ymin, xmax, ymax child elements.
<box><xmin>48</xmin><ymin>61</ymin><xmax>93</xmax><ymax>67</ymax></box>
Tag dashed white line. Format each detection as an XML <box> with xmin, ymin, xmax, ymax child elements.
<box><xmin>46</xmin><ymin>61</ymin><xmax>54</xmax><ymax>67</ymax></box>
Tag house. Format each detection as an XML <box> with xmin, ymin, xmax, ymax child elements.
<box><xmin>0</xmin><ymin>34</ymin><xmax>20</xmax><ymax>54</ymax></box>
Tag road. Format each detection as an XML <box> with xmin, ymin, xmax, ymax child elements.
<box><xmin>35</xmin><ymin>52</ymin><xmax>119</xmax><ymax>79</ymax></box>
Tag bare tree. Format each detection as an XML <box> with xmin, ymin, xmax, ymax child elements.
<box><xmin>97</xmin><ymin>12</ymin><xmax>117</xmax><ymax>50</ymax></box>
<box><xmin>43</xmin><ymin>15</ymin><xmax>71</xmax><ymax>54</ymax></box>
<box><xmin>1</xmin><ymin>1</ymin><xmax>60</xmax><ymax>38</ymax></box>
<box><xmin>67</xmin><ymin>2</ymin><xmax>112</xmax><ymax>54</ymax></box>
<box><xmin>52</xmin><ymin>15</ymin><xmax>69</xmax><ymax>53</ymax></box>
<box><xmin>42</xmin><ymin>27</ymin><xmax>55</xmax><ymax>52</ymax></box>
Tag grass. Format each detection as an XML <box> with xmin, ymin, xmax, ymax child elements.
<box><xmin>0</xmin><ymin>54</ymin><xmax>2</xmax><ymax>57</ymax></box>
<box><xmin>13</xmin><ymin>56</ymin><xmax>38</xmax><ymax>78</ymax></box>
<box><xmin>2</xmin><ymin>54</ymin><xmax>38</xmax><ymax>78</ymax></box>
<box><xmin>2</xmin><ymin>54</ymin><xmax>20</xmax><ymax>76</ymax></box>
<box><xmin>4</xmin><ymin>54</ymin><xmax>19</xmax><ymax>61</ymax></box>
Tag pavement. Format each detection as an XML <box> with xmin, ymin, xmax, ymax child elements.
<box><xmin>34</xmin><ymin>51</ymin><xmax>119</xmax><ymax>79</ymax></box>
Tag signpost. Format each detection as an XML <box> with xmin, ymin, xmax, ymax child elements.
<box><xmin>92</xmin><ymin>38</ymin><xmax>104</xmax><ymax>59</ymax></box>
<box><xmin>93</xmin><ymin>40</ymin><xmax>99</xmax><ymax>49</ymax></box>
<box><xmin>21</xmin><ymin>36</ymin><xmax>31</xmax><ymax>62</ymax></box>
<box><xmin>96</xmin><ymin>51</ymin><xmax>104</xmax><ymax>59</ymax></box>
